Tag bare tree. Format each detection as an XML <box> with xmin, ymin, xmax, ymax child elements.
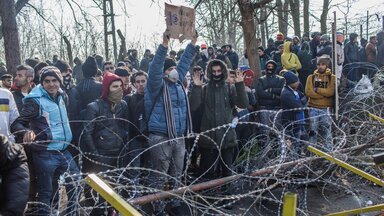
<box><xmin>303</xmin><ymin>0</ymin><xmax>309</xmax><ymax>34</ymax></box>
<box><xmin>276</xmin><ymin>0</ymin><xmax>289</xmax><ymax>36</ymax></box>
<box><xmin>320</xmin><ymin>0</ymin><xmax>330</xmax><ymax>33</ymax></box>
<box><xmin>289</xmin><ymin>0</ymin><xmax>301</xmax><ymax>37</ymax></box>
<box><xmin>0</xmin><ymin>0</ymin><xmax>21</xmax><ymax>75</ymax></box>
<box><xmin>237</xmin><ymin>0</ymin><xmax>273</xmax><ymax>79</ymax></box>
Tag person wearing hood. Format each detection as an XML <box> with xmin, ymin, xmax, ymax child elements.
<box><xmin>190</xmin><ymin>59</ymin><xmax>248</xmax><ymax>181</ymax></box>
<box><xmin>305</xmin><ymin>55</ymin><xmax>336</xmax><ymax>151</ymax></box>
<box><xmin>81</xmin><ymin>71</ymin><xmax>129</xmax><ymax>215</ymax></box>
<box><xmin>144</xmin><ymin>29</ymin><xmax>197</xmax><ymax>215</ymax></box>
<box><xmin>309</xmin><ymin>32</ymin><xmax>321</xmax><ymax>58</ymax></box>
<box><xmin>281</xmin><ymin>41</ymin><xmax>302</xmax><ymax>74</ymax></box>
<box><xmin>292</xmin><ymin>36</ymin><xmax>301</xmax><ymax>54</ymax></box>
<box><xmin>11</xmin><ymin>66</ymin><xmax>81</xmax><ymax>215</ymax></box>
<box><xmin>257</xmin><ymin>60</ymin><xmax>285</xmax><ymax>143</ymax></box>
<box><xmin>297</xmin><ymin>41</ymin><xmax>313</xmax><ymax>90</ymax></box>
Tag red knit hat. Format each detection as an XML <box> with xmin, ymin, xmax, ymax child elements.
<box><xmin>102</xmin><ymin>72</ymin><xmax>122</xmax><ymax>100</ymax></box>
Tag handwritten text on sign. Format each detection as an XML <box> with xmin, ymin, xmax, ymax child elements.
<box><xmin>165</xmin><ymin>3</ymin><xmax>195</xmax><ymax>40</ymax></box>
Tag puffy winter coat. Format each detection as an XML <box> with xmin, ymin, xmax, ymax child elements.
<box><xmin>11</xmin><ymin>85</ymin><xmax>72</xmax><ymax>152</ymax></box>
<box><xmin>0</xmin><ymin>135</ymin><xmax>29</xmax><ymax>216</ymax></box>
<box><xmin>144</xmin><ymin>43</ymin><xmax>196</xmax><ymax>136</ymax></box>
<box><xmin>281</xmin><ymin>86</ymin><xmax>307</xmax><ymax>129</ymax></box>
<box><xmin>82</xmin><ymin>99</ymin><xmax>128</xmax><ymax>156</ymax></box>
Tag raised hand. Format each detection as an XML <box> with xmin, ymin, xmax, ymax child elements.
<box><xmin>235</xmin><ymin>70</ymin><xmax>245</xmax><ymax>83</ymax></box>
<box><xmin>163</xmin><ymin>29</ymin><xmax>171</xmax><ymax>47</ymax></box>
<box><xmin>192</xmin><ymin>70</ymin><xmax>203</xmax><ymax>86</ymax></box>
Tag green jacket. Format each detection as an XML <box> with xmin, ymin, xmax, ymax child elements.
<box><xmin>189</xmin><ymin>81</ymin><xmax>249</xmax><ymax>149</ymax></box>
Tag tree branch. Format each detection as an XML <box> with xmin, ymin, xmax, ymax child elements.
<box><xmin>252</xmin><ymin>0</ymin><xmax>274</xmax><ymax>10</ymax></box>
<box><xmin>0</xmin><ymin>0</ymin><xmax>29</xmax><ymax>39</ymax></box>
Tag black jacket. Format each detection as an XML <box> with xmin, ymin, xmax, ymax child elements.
<box><xmin>226</xmin><ymin>51</ymin><xmax>239</xmax><ymax>69</ymax></box>
<box><xmin>0</xmin><ymin>135</ymin><xmax>29</xmax><ymax>216</ymax></box>
<box><xmin>280</xmin><ymin>86</ymin><xmax>307</xmax><ymax>128</ymax></box>
<box><xmin>75</xmin><ymin>78</ymin><xmax>102</xmax><ymax>116</ymax></box>
<box><xmin>124</xmin><ymin>93</ymin><xmax>144</xmax><ymax>138</ymax></box>
<box><xmin>82</xmin><ymin>99</ymin><xmax>129</xmax><ymax>156</ymax></box>
<box><xmin>344</xmin><ymin>41</ymin><xmax>359</xmax><ymax>64</ymax></box>
<box><xmin>257</xmin><ymin>74</ymin><xmax>285</xmax><ymax>109</ymax></box>
<box><xmin>11</xmin><ymin>89</ymin><xmax>25</xmax><ymax>112</ymax></box>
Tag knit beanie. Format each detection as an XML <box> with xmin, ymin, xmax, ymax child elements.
<box><xmin>317</xmin><ymin>54</ymin><xmax>331</xmax><ymax>65</ymax></box>
<box><xmin>40</xmin><ymin>66</ymin><xmax>63</xmax><ymax>86</ymax></box>
<box><xmin>283</xmin><ymin>70</ymin><xmax>299</xmax><ymax>85</ymax></box>
<box><xmin>54</xmin><ymin>60</ymin><xmax>72</xmax><ymax>73</ymax></box>
<box><xmin>102</xmin><ymin>72</ymin><xmax>122</xmax><ymax>100</ymax></box>
<box><xmin>114</xmin><ymin>67</ymin><xmax>130</xmax><ymax>77</ymax></box>
<box><xmin>82</xmin><ymin>56</ymin><xmax>98</xmax><ymax>78</ymax></box>
<box><xmin>164</xmin><ymin>58</ymin><xmax>176</xmax><ymax>72</ymax></box>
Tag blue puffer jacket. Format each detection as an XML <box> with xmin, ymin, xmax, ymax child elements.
<box><xmin>144</xmin><ymin>43</ymin><xmax>196</xmax><ymax>136</ymax></box>
<box><xmin>11</xmin><ymin>85</ymin><xmax>72</xmax><ymax>151</ymax></box>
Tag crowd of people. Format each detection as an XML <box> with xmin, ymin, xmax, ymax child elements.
<box><xmin>0</xmin><ymin>28</ymin><xmax>383</xmax><ymax>216</ymax></box>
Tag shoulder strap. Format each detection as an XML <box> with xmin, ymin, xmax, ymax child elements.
<box><xmin>145</xmin><ymin>86</ymin><xmax>163</xmax><ymax>121</ymax></box>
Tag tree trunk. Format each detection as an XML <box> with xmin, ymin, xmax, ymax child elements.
<box><xmin>117</xmin><ymin>29</ymin><xmax>126</xmax><ymax>62</ymax></box>
<box><xmin>289</xmin><ymin>0</ymin><xmax>301</xmax><ymax>37</ymax></box>
<box><xmin>282</xmin><ymin>0</ymin><xmax>289</xmax><ymax>36</ymax></box>
<box><xmin>237</xmin><ymin>0</ymin><xmax>260</xmax><ymax>79</ymax></box>
<box><xmin>320</xmin><ymin>0</ymin><xmax>330</xmax><ymax>34</ymax></box>
<box><xmin>0</xmin><ymin>0</ymin><xmax>28</xmax><ymax>40</ymax></box>
<box><xmin>0</xmin><ymin>0</ymin><xmax>21</xmax><ymax>76</ymax></box>
<box><xmin>63</xmin><ymin>36</ymin><xmax>73</xmax><ymax>67</ymax></box>
<box><xmin>277</xmin><ymin>0</ymin><xmax>284</xmax><ymax>34</ymax></box>
<box><xmin>303</xmin><ymin>0</ymin><xmax>309</xmax><ymax>34</ymax></box>
<box><xmin>260</xmin><ymin>8</ymin><xmax>266</xmax><ymax>48</ymax></box>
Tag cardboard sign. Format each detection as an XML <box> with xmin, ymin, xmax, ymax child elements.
<box><xmin>165</xmin><ymin>3</ymin><xmax>195</xmax><ymax>41</ymax></box>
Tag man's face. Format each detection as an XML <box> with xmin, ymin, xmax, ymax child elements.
<box><xmin>290</xmin><ymin>81</ymin><xmax>300</xmax><ymax>90</ymax></box>
<box><xmin>2</xmin><ymin>78</ymin><xmax>12</xmax><ymax>88</ymax></box>
<box><xmin>119</xmin><ymin>76</ymin><xmax>130</xmax><ymax>90</ymax></box>
<box><xmin>211</xmin><ymin>65</ymin><xmax>222</xmax><ymax>76</ymax></box>
<box><xmin>165</xmin><ymin>66</ymin><xmax>176</xmax><ymax>75</ymax></box>
<box><xmin>104</xmin><ymin>64</ymin><xmax>115</xmax><ymax>73</ymax></box>
<box><xmin>109</xmin><ymin>80</ymin><xmax>123</xmax><ymax>95</ymax></box>
<box><xmin>134</xmin><ymin>75</ymin><xmax>147</xmax><ymax>94</ymax></box>
<box><xmin>15</xmin><ymin>70</ymin><xmax>30</xmax><ymax>87</ymax></box>
<box><xmin>42</xmin><ymin>76</ymin><xmax>60</xmax><ymax>97</ymax></box>
<box><xmin>371</xmin><ymin>37</ymin><xmax>377</xmax><ymax>44</ymax></box>
<box><xmin>61</xmin><ymin>69</ymin><xmax>71</xmax><ymax>77</ymax></box>
<box><xmin>225</xmin><ymin>46</ymin><xmax>231</xmax><ymax>52</ymax></box>
<box><xmin>317</xmin><ymin>62</ymin><xmax>327</xmax><ymax>73</ymax></box>
<box><xmin>293</xmin><ymin>38</ymin><xmax>299</xmax><ymax>45</ymax></box>
<box><xmin>258</xmin><ymin>49</ymin><xmax>264</xmax><ymax>56</ymax></box>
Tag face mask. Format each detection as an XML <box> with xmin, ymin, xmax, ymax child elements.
<box><xmin>107</xmin><ymin>88</ymin><xmax>123</xmax><ymax>104</ymax></box>
<box><xmin>63</xmin><ymin>74</ymin><xmax>72</xmax><ymax>89</ymax></box>
<box><xmin>165</xmin><ymin>69</ymin><xmax>179</xmax><ymax>83</ymax></box>
<box><xmin>211</xmin><ymin>73</ymin><xmax>224</xmax><ymax>82</ymax></box>
<box><xmin>266</xmin><ymin>67</ymin><xmax>275</xmax><ymax>75</ymax></box>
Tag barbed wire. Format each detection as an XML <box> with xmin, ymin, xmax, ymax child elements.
<box><xmin>17</xmin><ymin>66</ymin><xmax>384</xmax><ymax>215</ymax></box>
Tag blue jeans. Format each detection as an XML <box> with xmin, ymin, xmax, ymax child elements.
<box><xmin>309</xmin><ymin>108</ymin><xmax>333</xmax><ymax>151</ymax></box>
<box><xmin>147</xmin><ymin>133</ymin><xmax>186</xmax><ymax>212</ymax></box>
<box><xmin>33</xmin><ymin>150</ymin><xmax>81</xmax><ymax>215</ymax></box>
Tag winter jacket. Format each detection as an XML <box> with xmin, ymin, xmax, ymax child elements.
<box><xmin>365</xmin><ymin>42</ymin><xmax>377</xmax><ymax>64</ymax></box>
<box><xmin>124</xmin><ymin>93</ymin><xmax>144</xmax><ymax>138</ymax></box>
<box><xmin>11</xmin><ymin>88</ymin><xmax>27</xmax><ymax>112</ymax></box>
<box><xmin>75</xmin><ymin>77</ymin><xmax>102</xmax><ymax>116</ymax></box>
<box><xmin>344</xmin><ymin>41</ymin><xmax>359</xmax><ymax>64</ymax></box>
<box><xmin>297</xmin><ymin>42</ymin><xmax>314</xmax><ymax>89</ymax></box>
<box><xmin>82</xmin><ymin>99</ymin><xmax>128</xmax><ymax>155</ymax></box>
<box><xmin>281</xmin><ymin>86</ymin><xmax>307</xmax><ymax>129</ymax></box>
<box><xmin>0</xmin><ymin>135</ymin><xmax>29</xmax><ymax>216</ymax></box>
<box><xmin>281</xmin><ymin>41</ymin><xmax>302</xmax><ymax>72</ymax></box>
<box><xmin>257</xmin><ymin>74</ymin><xmax>285</xmax><ymax>109</ymax></box>
<box><xmin>0</xmin><ymin>88</ymin><xmax>19</xmax><ymax>142</ymax></box>
<box><xmin>271</xmin><ymin>51</ymin><xmax>283</xmax><ymax>73</ymax></box>
<box><xmin>226</xmin><ymin>50</ymin><xmax>239</xmax><ymax>69</ymax></box>
<box><xmin>189</xmin><ymin>68</ymin><xmax>248</xmax><ymax>149</ymax></box>
<box><xmin>139</xmin><ymin>57</ymin><xmax>152</xmax><ymax>73</ymax></box>
<box><xmin>144</xmin><ymin>43</ymin><xmax>196</xmax><ymax>136</ymax></box>
<box><xmin>11</xmin><ymin>85</ymin><xmax>72</xmax><ymax>152</ymax></box>
<box><xmin>305</xmin><ymin>68</ymin><xmax>336</xmax><ymax>108</ymax></box>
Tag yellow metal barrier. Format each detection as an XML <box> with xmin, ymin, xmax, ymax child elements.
<box><xmin>326</xmin><ymin>203</ymin><xmax>384</xmax><ymax>216</ymax></box>
<box><xmin>307</xmin><ymin>146</ymin><xmax>384</xmax><ymax>187</ymax></box>
<box><xmin>369</xmin><ymin>113</ymin><xmax>384</xmax><ymax>123</ymax></box>
<box><xmin>85</xmin><ymin>174</ymin><xmax>142</xmax><ymax>216</ymax></box>
<box><xmin>282</xmin><ymin>192</ymin><xmax>297</xmax><ymax>216</ymax></box>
